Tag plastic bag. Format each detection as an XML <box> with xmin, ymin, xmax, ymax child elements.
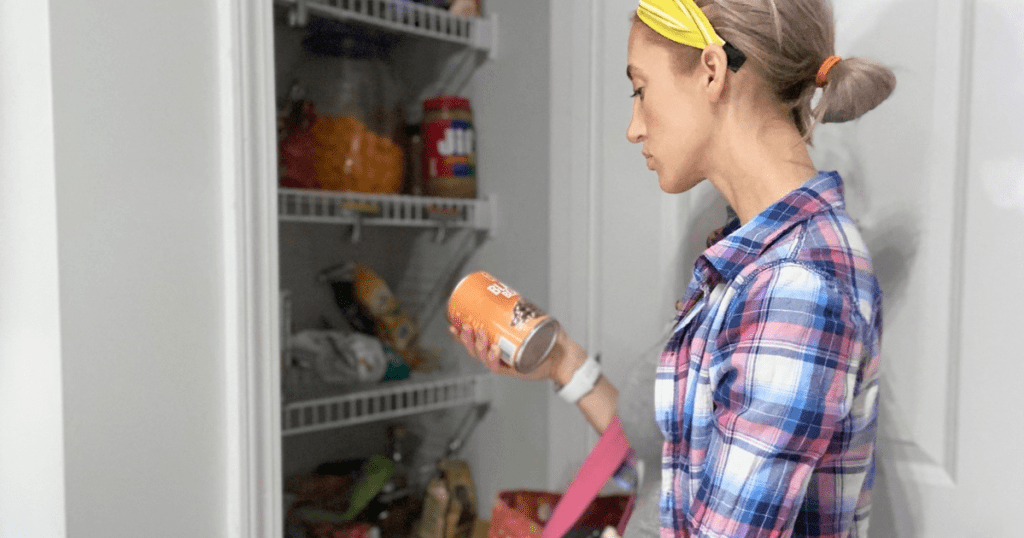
<box><xmin>288</xmin><ymin>330</ymin><xmax>389</xmax><ymax>386</ymax></box>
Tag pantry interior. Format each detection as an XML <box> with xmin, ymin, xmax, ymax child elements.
<box><xmin>269</xmin><ymin>1</ymin><xmax>560</xmax><ymax>536</ymax></box>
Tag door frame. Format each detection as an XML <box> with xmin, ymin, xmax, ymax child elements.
<box><xmin>221</xmin><ymin>0</ymin><xmax>282</xmax><ymax>536</ymax></box>
<box><xmin>547</xmin><ymin>0</ymin><xmax>603</xmax><ymax>487</ymax></box>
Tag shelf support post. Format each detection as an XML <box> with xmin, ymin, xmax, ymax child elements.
<box><xmin>349</xmin><ymin>213</ymin><xmax>363</xmax><ymax>243</ymax></box>
<box><xmin>288</xmin><ymin>0</ymin><xmax>309</xmax><ymax>27</ymax></box>
<box><xmin>434</xmin><ymin>220</ymin><xmax>448</xmax><ymax>243</ymax></box>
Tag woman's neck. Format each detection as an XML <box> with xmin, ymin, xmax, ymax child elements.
<box><xmin>706</xmin><ymin>109</ymin><xmax>818</xmax><ymax>224</ymax></box>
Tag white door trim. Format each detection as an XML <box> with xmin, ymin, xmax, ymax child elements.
<box><xmin>879</xmin><ymin>0</ymin><xmax>974</xmax><ymax>488</ymax></box>
<box><xmin>547</xmin><ymin>0</ymin><xmax>604</xmax><ymax>488</ymax></box>
<box><xmin>220</xmin><ymin>0</ymin><xmax>282</xmax><ymax>535</ymax></box>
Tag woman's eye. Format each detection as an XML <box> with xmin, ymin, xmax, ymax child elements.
<box><xmin>630</xmin><ymin>87</ymin><xmax>643</xmax><ymax>99</ymax></box>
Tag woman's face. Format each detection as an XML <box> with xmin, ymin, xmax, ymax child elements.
<box><xmin>626</xmin><ymin>23</ymin><xmax>714</xmax><ymax>193</ymax></box>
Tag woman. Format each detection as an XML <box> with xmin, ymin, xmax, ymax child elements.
<box><xmin>452</xmin><ymin>0</ymin><xmax>894</xmax><ymax>536</ymax></box>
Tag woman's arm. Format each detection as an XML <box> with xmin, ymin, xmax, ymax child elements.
<box><xmin>450</xmin><ymin>323</ymin><xmax>619</xmax><ymax>433</ymax></box>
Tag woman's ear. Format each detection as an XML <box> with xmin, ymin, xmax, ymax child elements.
<box><xmin>700</xmin><ymin>44</ymin><xmax>729</xmax><ymax>102</ymax></box>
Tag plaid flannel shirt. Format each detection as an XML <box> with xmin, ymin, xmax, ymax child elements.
<box><xmin>656</xmin><ymin>172</ymin><xmax>882</xmax><ymax>538</ymax></box>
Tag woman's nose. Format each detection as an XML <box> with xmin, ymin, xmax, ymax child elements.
<box><xmin>626</xmin><ymin>107</ymin><xmax>645</xmax><ymax>144</ymax></box>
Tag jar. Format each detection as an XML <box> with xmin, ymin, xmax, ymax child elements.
<box><xmin>421</xmin><ymin>95</ymin><xmax>476</xmax><ymax>199</ymax></box>
<box><xmin>287</xmin><ymin>23</ymin><xmax>405</xmax><ymax>194</ymax></box>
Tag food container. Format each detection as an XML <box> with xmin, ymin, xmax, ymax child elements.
<box><xmin>447</xmin><ymin>271</ymin><xmax>559</xmax><ymax>373</ymax></box>
<box><xmin>422</xmin><ymin>95</ymin><xmax>476</xmax><ymax>198</ymax></box>
<box><xmin>288</xmin><ymin>25</ymin><xmax>405</xmax><ymax>193</ymax></box>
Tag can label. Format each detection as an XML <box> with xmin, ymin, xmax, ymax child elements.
<box><xmin>447</xmin><ymin>271</ymin><xmax>560</xmax><ymax>373</ymax></box>
<box><xmin>422</xmin><ymin>118</ymin><xmax>476</xmax><ymax>197</ymax></box>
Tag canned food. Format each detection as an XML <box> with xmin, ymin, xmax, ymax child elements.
<box><xmin>421</xmin><ymin>95</ymin><xmax>476</xmax><ymax>198</ymax></box>
<box><xmin>447</xmin><ymin>271</ymin><xmax>560</xmax><ymax>373</ymax></box>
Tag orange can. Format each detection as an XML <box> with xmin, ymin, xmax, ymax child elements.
<box><xmin>447</xmin><ymin>271</ymin><xmax>560</xmax><ymax>373</ymax></box>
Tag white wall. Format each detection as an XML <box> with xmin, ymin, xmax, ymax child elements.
<box><xmin>3</xmin><ymin>0</ymin><xmax>234</xmax><ymax>535</ymax></box>
<box><xmin>0</xmin><ymin>2</ymin><xmax>68</xmax><ymax>537</ymax></box>
<box><xmin>49</xmin><ymin>0</ymin><xmax>230</xmax><ymax>536</ymax></box>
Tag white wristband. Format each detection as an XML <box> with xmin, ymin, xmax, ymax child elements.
<box><xmin>556</xmin><ymin>355</ymin><xmax>601</xmax><ymax>404</ymax></box>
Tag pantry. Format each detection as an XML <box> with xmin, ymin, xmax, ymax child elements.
<box><xmin>268</xmin><ymin>2</ymin><xmax>549</xmax><ymax>537</ymax></box>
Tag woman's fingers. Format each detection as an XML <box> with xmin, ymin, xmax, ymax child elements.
<box><xmin>448</xmin><ymin>322</ymin><xmax>587</xmax><ymax>383</ymax></box>
<box><xmin>449</xmin><ymin>323</ymin><xmax>512</xmax><ymax>375</ymax></box>
<box><xmin>451</xmin><ymin>323</ymin><xmax>486</xmax><ymax>360</ymax></box>
<box><xmin>474</xmin><ymin>327</ymin><xmax>489</xmax><ymax>359</ymax></box>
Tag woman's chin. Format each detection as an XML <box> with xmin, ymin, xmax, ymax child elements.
<box><xmin>658</xmin><ymin>174</ymin><xmax>703</xmax><ymax>194</ymax></box>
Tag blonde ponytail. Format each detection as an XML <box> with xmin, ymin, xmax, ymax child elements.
<box><xmin>812</xmin><ymin>57</ymin><xmax>897</xmax><ymax>125</ymax></box>
<box><xmin>696</xmin><ymin>0</ymin><xmax>896</xmax><ymax>141</ymax></box>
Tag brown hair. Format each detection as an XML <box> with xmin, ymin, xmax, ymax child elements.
<box><xmin>637</xmin><ymin>1</ymin><xmax>896</xmax><ymax>141</ymax></box>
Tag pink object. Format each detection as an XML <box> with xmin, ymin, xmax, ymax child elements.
<box><xmin>487</xmin><ymin>416</ymin><xmax>635</xmax><ymax>538</ymax></box>
<box><xmin>541</xmin><ymin>416</ymin><xmax>635</xmax><ymax>538</ymax></box>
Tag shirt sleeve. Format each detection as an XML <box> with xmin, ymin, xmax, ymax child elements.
<box><xmin>692</xmin><ymin>263</ymin><xmax>861</xmax><ymax>537</ymax></box>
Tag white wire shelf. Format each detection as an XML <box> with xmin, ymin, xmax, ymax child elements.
<box><xmin>278</xmin><ymin>189</ymin><xmax>496</xmax><ymax>240</ymax></box>
<box><xmin>281</xmin><ymin>372</ymin><xmax>492</xmax><ymax>436</ymax></box>
<box><xmin>276</xmin><ymin>0</ymin><xmax>497</xmax><ymax>57</ymax></box>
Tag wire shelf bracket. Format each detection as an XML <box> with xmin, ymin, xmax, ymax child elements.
<box><xmin>278</xmin><ymin>0</ymin><xmax>498</xmax><ymax>59</ymax></box>
<box><xmin>278</xmin><ymin>189</ymin><xmax>497</xmax><ymax>243</ymax></box>
<box><xmin>281</xmin><ymin>372</ymin><xmax>494</xmax><ymax>435</ymax></box>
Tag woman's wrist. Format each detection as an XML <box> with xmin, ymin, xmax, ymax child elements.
<box><xmin>556</xmin><ymin>355</ymin><xmax>602</xmax><ymax>404</ymax></box>
<box><xmin>549</xmin><ymin>332</ymin><xmax>588</xmax><ymax>388</ymax></box>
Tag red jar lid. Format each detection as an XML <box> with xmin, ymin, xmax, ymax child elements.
<box><xmin>423</xmin><ymin>95</ymin><xmax>472</xmax><ymax>112</ymax></box>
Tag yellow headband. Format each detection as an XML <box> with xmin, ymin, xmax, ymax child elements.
<box><xmin>636</xmin><ymin>0</ymin><xmax>725</xmax><ymax>50</ymax></box>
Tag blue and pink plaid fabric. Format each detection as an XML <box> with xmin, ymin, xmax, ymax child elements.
<box><xmin>656</xmin><ymin>172</ymin><xmax>882</xmax><ymax>538</ymax></box>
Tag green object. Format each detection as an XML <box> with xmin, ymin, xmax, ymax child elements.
<box><xmin>384</xmin><ymin>359</ymin><xmax>411</xmax><ymax>380</ymax></box>
<box><xmin>298</xmin><ymin>455</ymin><xmax>395</xmax><ymax>524</ymax></box>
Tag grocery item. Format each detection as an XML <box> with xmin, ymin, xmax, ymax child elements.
<box><xmin>447</xmin><ymin>271</ymin><xmax>560</xmax><ymax>374</ymax></box>
<box><xmin>407</xmin><ymin>0</ymin><xmax>481</xmax><ymax>16</ymax></box>
<box><xmin>321</xmin><ymin>261</ymin><xmax>439</xmax><ymax>371</ymax></box>
<box><xmin>278</xmin><ymin>98</ymin><xmax>321</xmax><ymax>189</ymax></box>
<box><xmin>287</xmin><ymin>330</ymin><xmax>389</xmax><ymax>386</ymax></box>
<box><xmin>285</xmin><ymin>456</ymin><xmax>395</xmax><ymax>538</ymax></box>
<box><xmin>416</xmin><ymin>460</ymin><xmax>478</xmax><ymax>538</ymax></box>
<box><xmin>312</xmin><ymin>523</ymin><xmax>380</xmax><ymax>538</ymax></box>
<box><xmin>289</xmin><ymin>24</ymin><xmax>405</xmax><ymax>193</ymax></box>
<box><xmin>405</xmin><ymin>124</ymin><xmax>424</xmax><ymax>195</ymax></box>
<box><xmin>422</xmin><ymin>95</ymin><xmax>476</xmax><ymax>198</ymax></box>
<box><xmin>312</xmin><ymin>114</ymin><xmax>404</xmax><ymax>194</ymax></box>
<box><xmin>352</xmin><ymin>263</ymin><xmax>418</xmax><ymax>353</ymax></box>
<box><xmin>447</xmin><ymin>0</ymin><xmax>480</xmax><ymax>17</ymax></box>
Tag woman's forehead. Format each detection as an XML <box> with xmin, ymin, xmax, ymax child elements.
<box><xmin>627</xmin><ymin>25</ymin><xmax>671</xmax><ymax>75</ymax></box>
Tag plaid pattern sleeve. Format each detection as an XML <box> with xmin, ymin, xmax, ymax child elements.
<box><xmin>656</xmin><ymin>172</ymin><xmax>882</xmax><ymax>538</ymax></box>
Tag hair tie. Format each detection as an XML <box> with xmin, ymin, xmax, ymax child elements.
<box><xmin>816</xmin><ymin>55</ymin><xmax>842</xmax><ymax>88</ymax></box>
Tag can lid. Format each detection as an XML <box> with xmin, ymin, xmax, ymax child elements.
<box><xmin>423</xmin><ymin>95</ymin><xmax>472</xmax><ymax>112</ymax></box>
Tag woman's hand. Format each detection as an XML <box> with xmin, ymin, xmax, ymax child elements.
<box><xmin>448</xmin><ymin>322</ymin><xmax>588</xmax><ymax>385</ymax></box>
<box><xmin>451</xmin><ymin>321</ymin><xmax>618</xmax><ymax>432</ymax></box>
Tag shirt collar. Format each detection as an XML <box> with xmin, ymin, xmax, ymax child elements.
<box><xmin>697</xmin><ymin>171</ymin><xmax>846</xmax><ymax>283</ymax></box>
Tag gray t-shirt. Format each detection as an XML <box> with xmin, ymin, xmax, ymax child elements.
<box><xmin>617</xmin><ymin>335</ymin><xmax>669</xmax><ymax>538</ymax></box>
